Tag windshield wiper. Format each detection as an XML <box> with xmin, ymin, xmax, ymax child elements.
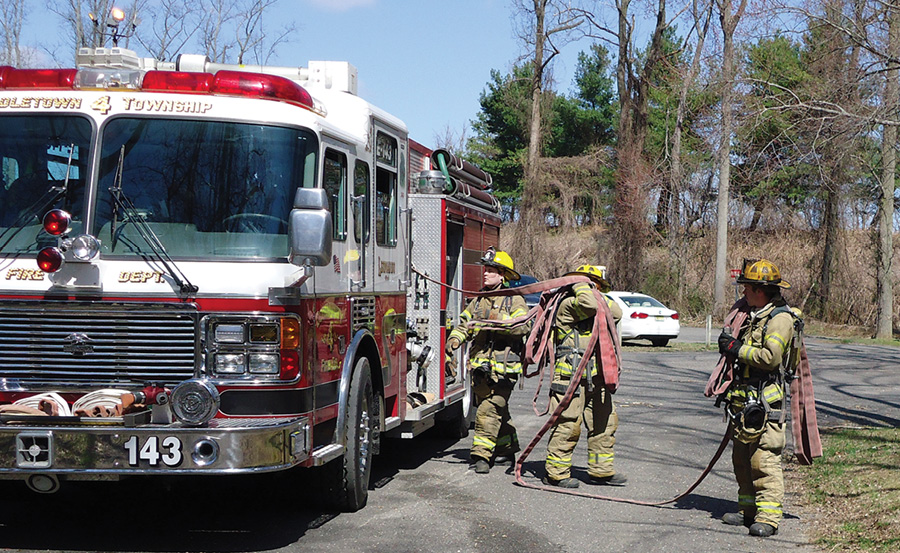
<box><xmin>107</xmin><ymin>146</ymin><xmax>198</xmax><ymax>297</ymax></box>
<box><xmin>0</xmin><ymin>143</ymin><xmax>75</xmax><ymax>253</ymax></box>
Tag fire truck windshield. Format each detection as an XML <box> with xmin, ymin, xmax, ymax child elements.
<box><xmin>95</xmin><ymin>118</ymin><xmax>318</xmax><ymax>260</ymax></box>
<box><xmin>0</xmin><ymin>115</ymin><xmax>90</xmax><ymax>255</ymax></box>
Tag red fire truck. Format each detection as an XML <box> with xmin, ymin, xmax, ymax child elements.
<box><xmin>0</xmin><ymin>47</ymin><xmax>502</xmax><ymax>511</ymax></box>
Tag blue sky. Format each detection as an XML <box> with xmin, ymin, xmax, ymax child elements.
<box><xmin>21</xmin><ymin>0</ymin><xmax>588</xmax><ymax>149</ymax></box>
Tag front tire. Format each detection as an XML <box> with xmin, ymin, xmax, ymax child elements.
<box><xmin>332</xmin><ymin>357</ymin><xmax>376</xmax><ymax>512</ymax></box>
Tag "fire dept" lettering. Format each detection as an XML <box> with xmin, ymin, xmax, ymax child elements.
<box><xmin>5</xmin><ymin>268</ymin><xmax>45</xmax><ymax>281</ymax></box>
<box><xmin>118</xmin><ymin>271</ymin><xmax>165</xmax><ymax>283</ymax></box>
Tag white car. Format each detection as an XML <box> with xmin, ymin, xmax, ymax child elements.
<box><xmin>606</xmin><ymin>291</ymin><xmax>680</xmax><ymax>346</ymax></box>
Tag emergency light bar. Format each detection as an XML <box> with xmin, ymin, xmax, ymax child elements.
<box><xmin>0</xmin><ymin>65</ymin><xmax>316</xmax><ymax>111</ymax></box>
<box><xmin>0</xmin><ymin>67</ymin><xmax>77</xmax><ymax>89</ymax></box>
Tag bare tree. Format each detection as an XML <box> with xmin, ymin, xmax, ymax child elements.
<box><xmin>512</xmin><ymin>0</ymin><xmax>584</xmax><ymax>270</ymax></box>
<box><xmin>580</xmin><ymin>0</ymin><xmax>670</xmax><ymax>290</ymax></box>
<box><xmin>876</xmin><ymin>3</ymin><xmax>899</xmax><ymax>338</ymax></box>
<box><xmin>48</xmin><ymin>0</ymin><xmax>115</xmax><ymax>51</ymax></box>
<box><xmin>198</xmin><ymin>0</ymin><xmax>293</xmax><ymax>65</ymax></box>
<box><xmin>137</xmin><ymin>0</ymin><xmax>201</xmax><ymax>61</ymax></box>
<box><xmin>0</xmin><ymin>0</ymin><xmax>27</xmax><ymax>66</ymax></box>
<box><xmin>432</xmin><ymin>124</ymin><xmax>469</xmax><ymax>154</ymax></box>
<box><xmin>667</xmin><ymin>0</ymin><xmax>714</xmax><ymax>304</ymax></box>
<box><xmin>198</xmin><ymin>0</ymin><xmax>237</xmax><ymax>63</ymax></box>
<box><xmin>712</xmin><ymin>0</ymin><xmax>748</xmax><ymax>313</ymax></box>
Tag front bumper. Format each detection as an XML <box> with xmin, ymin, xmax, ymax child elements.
<box><xmin>0</xmin><ymin>416</ymin><xmax>309</xmax><ymax>477</ymax></box>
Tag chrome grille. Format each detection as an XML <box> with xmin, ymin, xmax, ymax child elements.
<box><xmin>0</xmin><ymin>301</ymin><xmax>198</xmax><ymax>386</ymax></box>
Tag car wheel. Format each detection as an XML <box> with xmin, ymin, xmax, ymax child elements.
<box><xmin>650</xmin><ymin>338</ymin><xmax>669</xmax><ymax>347</ymax></box>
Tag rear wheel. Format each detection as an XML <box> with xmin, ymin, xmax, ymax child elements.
<box><xmin>650</xmin><ymin>337</ymin><xmax>669</xmax><ymax>347</ymax></box>
<box><xmin>331</xmin><ymin>356</ymin><xmax>376</xmax><ymax>512</ymax></box>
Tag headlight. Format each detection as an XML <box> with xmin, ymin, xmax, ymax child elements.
<box><xmin>203</xmin><ymin>315</ymin><xmax>301</xmax><ymax>381</ymax></box>
<box><xmin>249</xmin><ymin>353</ymin><xmax>279</xmax><ymax>374</ymax></box>
<box><xmin>215</xmin><ymin>353</ymin><xmax>246</xmax><ymax>374</ymax></box>
<box><xmin>215</xmin><ymin>324</ymin><xmax>244</xmax><ymax>343</ymax></box>
<box><xmin>171</xmin><ymin>379</ymin><xmax>220</xmax><ymax>426</ymax></box>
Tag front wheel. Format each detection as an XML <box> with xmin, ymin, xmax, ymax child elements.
<box><xmin>332</xmin><ymin>356</ymin><xmax>376</xmax><ymax>512</ymax></box>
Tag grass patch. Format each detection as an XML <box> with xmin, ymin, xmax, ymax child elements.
<box><xmin>804</xmin><ymin>321</ymin><xmax>900</xmax><ymax>347</ymax></box>
<box><xmin>789</xmin><ymin>427</ymin><xmax>900</xmax><ymax>552</ymax></box>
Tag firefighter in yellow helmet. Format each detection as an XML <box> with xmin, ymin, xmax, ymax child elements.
<box><xmin>718</xmin><ymin>258</ymin><xmax>795</xmax><ymax>537</ymax></box>
<box><xmin>543</xmin><ymin>264</ymin><xmax>624</xmax><ymax>488</ymax></box>
<box><xmin>446</xmin><ymin>248</ymin><xmax>530</xmax><ymax>474</ymax></box>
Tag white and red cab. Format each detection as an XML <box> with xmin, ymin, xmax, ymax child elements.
<box><xmin>0</xmin><ymin>47</ymin><xmax>501</xmax><ymax>510</ymax></box>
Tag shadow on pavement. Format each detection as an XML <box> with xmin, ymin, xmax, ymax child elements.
<box><xmin>0</xmin><ymin>431</ymin><xmax>464</xmax><ymax>552</ymax></box>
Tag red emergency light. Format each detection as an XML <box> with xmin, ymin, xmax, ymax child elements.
<box><xmin>0</xmin><ymin>66</ymin><xmax>11</xmax><ymax>88</ymax></box>
<box><xmin>142</xmin><ymin>70</ymin><xmax>214</xmax><ymax>92</ymax></box>
<box><xmin>0</xmin><ymin>68</ymin><xmax>77</xmax><ymax>89</ymax></box>
<box><xmin>37</xmin><ymin>247</ymin><xmax>63</xmax><ymax>273</ymax></box>
<box><xmin>210</xmin><ymin>70</ymin><xmax>314</xmax><ymax>110</ymax></box>
<box><xmin>0</xmin><ymin>64</ymin><xmax>315</xmax><ymax>111</ymax></box>
<box><xmin>42</xmin><ymin>209</ymin><xmax>71</xmax><ymax>236</ymax></box>
<box><xmin>141</xmin><ymin>69</ymin><xmax>314</xmax><ymax>110</ymax></box>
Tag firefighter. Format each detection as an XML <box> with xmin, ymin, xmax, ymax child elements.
<box><xmin>445</xmin><ymin>248</ymin><xmax>530</xmax><ymax>474</ymax></box>
<box><xmin>543</xmin><ymin>265</ymin><xmax>624</xmax><ymax>488</ymax></box>
<box><xmin>717</xmin><ymin>259</ymin><xmax>795</xmax><ymax>538</ymax></box>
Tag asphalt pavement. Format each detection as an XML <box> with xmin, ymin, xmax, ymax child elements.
<box><xmin>0</xmin><ymin>328</ymin><xmax>896</xmax><ymax>553</ymax></box>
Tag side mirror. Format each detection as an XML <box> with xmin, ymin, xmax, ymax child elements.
<box><xmin>289</xmin><ymin>188</ymin><xmax>332</xmax><ymax>267</ymax></box>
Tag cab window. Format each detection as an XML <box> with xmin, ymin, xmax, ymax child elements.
<box><xmin>374</xmin><ymin>132</ymin><xmax>397</xmax><ymax>247</ymax></box>
<box><xmin>354</xmin><ymin>160</ymin><xmax>370</xmax><ymax>243</ymax></box>
<box><xmin>323</xmin><ymin>148</ymin><xmax>347</xmax><ymax>241</ymax></box>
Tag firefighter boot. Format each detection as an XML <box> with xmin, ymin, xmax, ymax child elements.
<box><xmin>470</xmin><ymin>457</ymin><xmax>490</xmax><ymax>474</ymax></box>
<box><xmin>541</xmin><ymin>475</ymin><xmax>580</xmax><ymax>488</ymax></box>
<box><xmin>588</xmin><ymin>473</ymin><xmax>627</xmax><ymax>486</ymax></box>
<box><xmin>749</xmin><ymin>522</ymin><xmax>777</xmax><ymax>537</ymax></box>
<box><xmin>722</xmin><ymin>512</ymin><xmax>753</xmax><ymax>527</ymax></box>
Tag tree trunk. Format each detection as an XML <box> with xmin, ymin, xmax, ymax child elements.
<box><xmin>875</xmin><ymin>4</ymin><xmax>898</xmax><ymax>339</ymax></box>
<box><xmin>613</xmin><ymin>0</ymin><xmax>667</xmax><ymax>291</ymax></box>
<box><xmin>513</xmin><ymin>0</ymin><xmax>549</xmax><ymax>270</ymax></box>
<box><xmin>713</xmin><ymin>0</ymin><xmax>746</xmax><ymax>314</ymax></box>
<box><xmin>816</xmin><ymin>183</ymin><xmax>839</xmax><ymax>317</ymax></box>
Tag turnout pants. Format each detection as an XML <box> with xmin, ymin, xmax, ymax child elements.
<box><xmin>471</xmin><ymin>373</ymin><xmax>519</xmax><ymax>461</ymax></box>
<box><xmin>545</xmin><ymin>375</ymin><xmax>617</xmax><ymax>481</ymax></box>
<box><xmin>732</xmin><ymin>420</ymin><xmax>785</xmax><ymax>528</ymax></box>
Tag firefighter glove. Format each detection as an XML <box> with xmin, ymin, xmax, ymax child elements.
<box><xmin>718</xmin><ymin>331</ymin><xmax>742</xmax><ymax>357</ymax></box>
<box><xmin>445</xmin><ymin>337</ymin><xmax>461</xmax><ymax>355</ymax></box>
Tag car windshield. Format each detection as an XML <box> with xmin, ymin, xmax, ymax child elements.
<box><xmin>0</xmin><ymin>115</ymin><xmax>91</xmax><ymax>254</ymax></box>
<box><xmin>95</xmin><ymin>118</ymin><xmax>317</xmax><ymax>259</ymax></box>
<box><xmin>618</xmin><ymin>295</ymin><xmax>666</xmax><ymax>308</ymax></box>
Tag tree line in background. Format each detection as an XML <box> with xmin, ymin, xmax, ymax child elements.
<box><xmin>1</xmin><ymin>0</ymin><xmax>898</xmax><ymax>336</ymax></box>
<box><xmin>459</xmin><ymin>0</ymin><xmax>900</xmax><ymax>337</ymax></box>
<box><xmin>0</xmin><ymin>0</ymin><xmax>291</xmax><ymax>67</ymax></box>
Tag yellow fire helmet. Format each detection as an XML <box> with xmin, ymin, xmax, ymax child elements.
<box><xmin>479</xmin><ymin>248</ymin><xmax>521</xmax><ymax>281</ymax></box>
<box><xmin>565</xmin><ymin>264</ymin><xmax>611</xmax><ymax>292</ymax></box>
<box><xmin>735</xmin><ymin>258</ymin><xmax>791</xmax><ymax>289</ymax></box>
